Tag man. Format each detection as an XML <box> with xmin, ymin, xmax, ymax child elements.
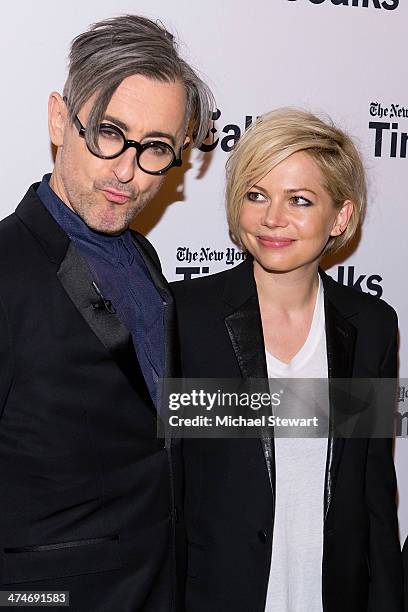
<box><xmin>0</xmin><ymin>15</ymin><xmax>213</xmax><ymax>612</ymax></box>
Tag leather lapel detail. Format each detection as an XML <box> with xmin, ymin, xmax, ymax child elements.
<box><xmin>222</xmin><ymin>256</ymin><xmax>264</xmax><ymax>380</ymax></box>
<box><xmin>323</xmin><ymin>289</ymin><xmax>357</xmax><ymax>521</ymax></box>
<box><xmin>57</xmin><ymin>242</ymin><xmax>153</xmax><ymax>409</ymax></box>
<box><xmin>224</xmin><ymin>295</ymin><xmax>267</xmax><ymax>379</ymax></box>
<box><xmin>225</xmin><ymin>295</ymin><xmax>275</xmax><ymax>490</ymax></box>
<box><xmin>130</xmin><ymin>234</ymin><xmax>179</xmax><ymax>379</ymax></box>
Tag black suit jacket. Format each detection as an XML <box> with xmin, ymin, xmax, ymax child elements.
<box><xmin>0</xmin><ymin>184</ymin><xmax>183</xmax><ymax>611</ymax></box>
<box><xmin>172</xmin><ymin>256</ymin><xmax>403</xmax><ymax>612</ymax></box>
<box><xmin>403</xmin><ymin>536</ymin><xmax>408</xmax><ymax>611</ymax></box>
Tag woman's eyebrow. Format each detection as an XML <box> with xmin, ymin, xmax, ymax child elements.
<box><xmin>284</xmin><ymin>187</ymin><xmax>318</xmax><ymax>196</ymax></box>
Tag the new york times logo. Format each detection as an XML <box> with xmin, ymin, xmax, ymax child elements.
<box><xmin>175</xmin><ymin>246</ymin><xmax>246</xmax><ymax>280</ymax></box>
<box><xmin>369</xmin><ymin>103</ymin><xmax>408</xmax><ymax>158</ymax></box>
<box><xmin>287</xmin><ymin>0</ymin><xmax>398</xmax><ymax>9</ymax></box>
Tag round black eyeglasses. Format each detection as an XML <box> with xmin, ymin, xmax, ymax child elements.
<box><xmin>74</xmin><ymin>115</ymin><xmax>183</xmax><ymax>176</ymax></box>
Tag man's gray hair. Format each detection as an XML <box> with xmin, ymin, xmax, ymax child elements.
<box><xmin>63</xmin><ymin>15</ymin><xmax>215</xmax><ymax>149</ymax></box>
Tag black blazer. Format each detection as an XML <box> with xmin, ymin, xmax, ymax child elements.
<box><xmin>0</xmin><ymin>184</ymin><xmax>183</xmax><ymax>612</ymax></box>
<box><xmin>172</xmin><ymin>256</ymin><xmax>403</xmax><ymax>612</ymax></box>
<box><xmin>403</xmin><ymin>536</ymin><xmax>408</xmax><ymax>611</ymax></box>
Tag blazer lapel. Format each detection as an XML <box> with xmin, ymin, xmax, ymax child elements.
<box><xmin>57</xmin><ymin>242</ymin><xmax>153</xmax><ymax>406</ymax></box>
<box><xmin>321</xmin><ymin>270</ymin><xmax>357</xmax><ymax>520</ymax></box>
<box><xmin>225</xmin><ymin>295</ymin><xmax>268</xmax><ymax>380</ymax></box>
<box><xmin>223</xmin><ymin>257</ymin><xmax>275</xmax><ymax>489</ymax></box>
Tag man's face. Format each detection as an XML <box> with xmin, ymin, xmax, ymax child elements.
<box><xmin>49</xmin><ymin>75</ymin><xmax>187</xmax><ymax>235</ymax></box>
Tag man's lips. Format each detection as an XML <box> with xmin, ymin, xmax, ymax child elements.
<box><xmin>257</xmin><ymin>235</ymin><xmax>296</xmax><ymax>248</ymax></box>
<box><xmin>101</xmin><ymin>189</ymin><xmax>131</xmax><ymax>204</ymax></box>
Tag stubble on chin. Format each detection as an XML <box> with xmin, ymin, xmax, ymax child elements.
<box><xmin>64</xmin><ymin>172</ymin><xmax>164</xmax><ymax>235</ymax></box>
<box><xmin>80</xmin><ymin>203</ymin><xmax>137</xmax><ymax>235</ymax></box>
<box><xmin>79</xmin><ymin>191</ymin><xmax>154</xmax><ymax>235</ymax></box>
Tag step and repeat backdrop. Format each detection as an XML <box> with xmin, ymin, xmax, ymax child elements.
<box><xmin>1</xmin><ymin>0</ymin><xmax>407</xmax><ymax>537</ymax></box>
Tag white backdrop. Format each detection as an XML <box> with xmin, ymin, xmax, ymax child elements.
<box><xmin>1</xmin><ymin>0</ymin><xmax>407</xmax><ymax>539</ymax></box>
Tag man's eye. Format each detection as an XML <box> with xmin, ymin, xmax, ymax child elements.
<box><xmin>291</xmin><ymin>195</ymin><xmax>313</xmax><ymax>207</ymax></box>
<box><xmin>246</xmin><ymin>191</ymin><xmax>267</xmax><ymax>203</ymax></box>
<box><xmin>98</xmin><ymin>125</ymin><xmax>123</xmax><ymax>140</ymax></box>
<box><xmin>146</xmin><ymin>143</ymin><xmax>171</xmax><ymax>156</ymax></box>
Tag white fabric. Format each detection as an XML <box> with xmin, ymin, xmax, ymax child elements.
<box><xmin>264</xmin><ymin>278</ymin><xmax>328</xmax><ymax>612</ymax></box>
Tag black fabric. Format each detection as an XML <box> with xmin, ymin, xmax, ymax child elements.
<box><xmin>171</xmin><ymin>256</ymin><xmax>403</xmax><ymax>612</ymax></box>
<box><xmin>0</xmin><ymin>185</ymin><xmax>183</xmax><ymax>612</ymax></box>
<box><xmin>403</xmin><ymin>536</ymin><xmax>408</xmax><ymax>611</ymax></box>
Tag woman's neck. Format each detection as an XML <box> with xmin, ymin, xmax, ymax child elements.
<box><xmin>253</xmin><ymin>260</ymin><xmax>320</xmax><ymax>314</ymax></box>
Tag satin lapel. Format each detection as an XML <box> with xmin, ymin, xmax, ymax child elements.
<box><xmin>130</xmin><ymin>234</ymin><xmax>179</xmax><ymax>379</ymax></box>
<box><xmin>225</xmin><ymin>295</ymin><xmax>267</xmax><ymax>379</ymax></box>
<box><xmin>224</xmin><ymin>288</ymin><xmax>275</xmax><ymax>490</ymax></box>
<box><xmin>323</xmin><ymin>286</ymin><xmax>357</xmax><ymax>521</ymax></box>
<box><xmin>57</xmin><ymin>242</ymin><xmax>153</xmax><ymax>407</ymax></box>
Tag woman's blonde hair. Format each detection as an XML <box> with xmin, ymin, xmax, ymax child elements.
<box><xmin>226</xmin><ymin>108</ymin><xmax>367</xmax><ymax>255</ymax></box>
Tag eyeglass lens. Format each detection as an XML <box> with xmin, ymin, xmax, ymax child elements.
<box><xmin>97</xmin><ymin>125</ymin><xmax>175</xmax><ymax>172</ymax></box>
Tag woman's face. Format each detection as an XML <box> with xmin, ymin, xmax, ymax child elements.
<box><xmin>238</xmin><ymin>151</ymin><xmax>352</xmax><ymax>276</ymax></box>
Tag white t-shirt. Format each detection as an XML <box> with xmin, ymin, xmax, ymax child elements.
<box><xmin>264</xmin><ymin>278</ymin><xmax>328</xmax><ymax>612</ymax></box>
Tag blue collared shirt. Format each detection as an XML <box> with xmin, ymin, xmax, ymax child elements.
<box><xmin>37</xmin><ymin>174</ymin><xmax>164</xmax><ymax>405</ymax></box>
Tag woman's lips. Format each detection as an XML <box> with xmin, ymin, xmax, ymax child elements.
<box><xmin>257</xmin><ymin>235</ymin><xmax>295</xmax><ymax>248</ymax></box>
<box><xmin>101</xmin><ymin>189</ymin><xmax>130</xmax><ymax>204</ymax></box>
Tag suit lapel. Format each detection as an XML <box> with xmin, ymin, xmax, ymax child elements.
<box><xmin>57</xmin><ymin>242</ymin><xmax>153</xmax><ymax>405</ymax></box>
<box><xmin>321</xmin><ymin>270</ymin><xmax>357</xmax><ymax>520</ymax></box>
<box><xmin>225</xmin><ymin>296</ymin><xmax>268</xmax><ymax>379</ymax></box>
<box><xmin>223</xmin><ymin>258</ymin><xmax>275</xmax><ymax>489</ymax></box>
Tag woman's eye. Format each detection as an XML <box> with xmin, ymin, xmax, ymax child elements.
<box><xmin>246</xmin><ymin>191</ymin><xmax>267</xmax><ymax>203</ymax></box>
<box><xmin>291</xmin><ymin>195</ymin><xmax>313</xmax><ymax>207</ymax></box>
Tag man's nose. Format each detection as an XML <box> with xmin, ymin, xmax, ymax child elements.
<box><xmin>111</xmin><ymin>148</ymin><xmax>138</xmax><ymax>183</ymax></box>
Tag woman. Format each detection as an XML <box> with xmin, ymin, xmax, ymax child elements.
<box><xmin>172</xmin><ymin>109</ymin><xmax>403</xmax><ymax>612</ymax></box>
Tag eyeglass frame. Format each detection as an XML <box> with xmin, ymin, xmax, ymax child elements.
<box><xmin>73</xmin><ymin>114</ymin><xmax>184</xmax><ymax>176</ymax></box>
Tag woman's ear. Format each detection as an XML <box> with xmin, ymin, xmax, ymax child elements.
<box><xmin>330</xmin><ymin>200</ymin><xmax>354</xmax><ymax>236</ymax></box>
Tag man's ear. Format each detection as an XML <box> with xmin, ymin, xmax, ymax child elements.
<box><xmin>48</xmin><ymin>92</ymin><xmax>68</xmax><ymax>147</ymax></box>
<box><xmin>182</xmin><ymin>134</ymin><xmax>191</xmax><ymax>150</ymax></box>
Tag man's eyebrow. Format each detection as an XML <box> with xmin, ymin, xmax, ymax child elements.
<box><xmin>143</xmin><ymin>131</ymin><xmax>176</xmax><ymax>147</ymax></box>
<box><xmin>102</xmin><ymin>115</ymin><xmax>176</xmax><ymax>147</ymax></box>
<box><xmin>103</xmin><ymin>114</ymin><xmax>129</xmax><ymax>132</ymax></box>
